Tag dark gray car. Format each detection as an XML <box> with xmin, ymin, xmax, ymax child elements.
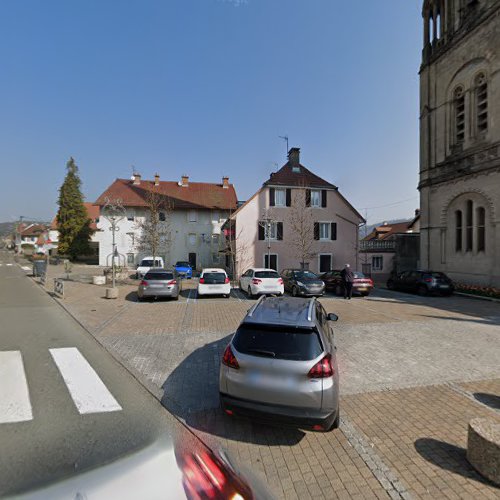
<box><xmin>281</xmin><ymin>269</ymin><xmax>325</xmax><ymax>297</ymax></box>
<box><xmin>137</xmin><ymin>269</ymin><xmax>180</xmax><ymax>301</ymax></box>
<box><xmin>220</xmin><ymin>296</ymin><xmax>340</xmax><ymax>431</ymax></box>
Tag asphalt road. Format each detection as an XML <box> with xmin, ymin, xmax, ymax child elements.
<box><xmin>0</xmin><ymin>251</ymin><xmax>185</xmax><ymax>497</ymax></box>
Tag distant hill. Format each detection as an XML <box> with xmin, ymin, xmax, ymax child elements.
<box><xmin>360</xmin><ymin>218</ymin><xmax>411</xmax><ymax>239</ymax></box>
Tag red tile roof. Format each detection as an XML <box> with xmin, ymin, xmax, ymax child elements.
<box><xmin>363</xmin><ymin>222</ymin><xmax>414</xmax><ymax>241</ymax></box>
<box><xmin>95</xmin><ymin>178</ymin><xmax>238</xmax><ymax>210</ymax></box>
<box><xmin>20</xmin><ymin>224</ymin><xmax>47</xmax><ymax>237</ymax></box>
<box><xmin>264</xmin><ymin>163</ymin><xmax>336</xmax><ymax>189</ymax></box>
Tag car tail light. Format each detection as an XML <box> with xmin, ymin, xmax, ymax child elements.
<box><xmin>308</xmin><ymin>354</ymin><xmax>334</xmax><ymax>378</ymax></box>
<box><xmin>222</xmin><ymin>345</ymin><xmax>239</xmax><ymax>369</ymax></box>
<box><xmin>225</xmin><ymin>277</ymin><xmax>230</xmax><ymax>284</ymax></box>
<box><xmin>278</xmin><ymin>278</ymin><xmax>283</xmax><ymax>285</ymax></box>
<box><xmin>252</xmin><ymin>278</ymin><xmax>262</xmax><ymax>285</ymax></box>
<box><xmin>177</xmin><ymin>447</ymin><xmax>253</xmax><ymax>500</ymax></box>
<box><xmin>424</xmin><ymin>277</ymin><xmax>433</xmax><ymax>283</ymax></box>
<box><xmin>199</xmin><ymin>278</ymin><xmax>205</xmax><ymax>284</ymax></box>
<box><xmin>369</xmin><ymin>279</ymin><xmax>374</xmax><ymax>286</ymax></box>
<box><xmin>140</xmin><ymin>280</ymin><xmax>148</xmax><ymax>286</ymax></box>
<box><xmin>167</xmin><ymin>280</ymin><xmax>177</xmax><ymax>285</ymax></box>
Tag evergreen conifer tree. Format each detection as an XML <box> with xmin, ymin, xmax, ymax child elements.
<box><xmin>56</xmin><ymin>157</ymin><xmax>92</xmax><ymax>260</ymax></box>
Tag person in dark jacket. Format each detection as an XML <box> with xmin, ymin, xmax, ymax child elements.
<box><xmin>340</xmin><ymin>264</ymin><xmax>354</xmax><ymax>299</ymax></box>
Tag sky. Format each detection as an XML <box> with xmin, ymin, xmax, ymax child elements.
<box><xmin>0</xmin><ymin>0</ymin><xmax>423</xmax><ymax>225</ymax></box>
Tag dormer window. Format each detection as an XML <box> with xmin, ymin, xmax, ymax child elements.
<box><xmin>292</xmin><ymin>166</ymin><xmax>301</xmax><ymax>173</ymax></box>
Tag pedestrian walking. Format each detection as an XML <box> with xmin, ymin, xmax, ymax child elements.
<box><xmin>340</xmin><ymin>264</ymin><xmax>354</xmax><ymax>300</ymax></box>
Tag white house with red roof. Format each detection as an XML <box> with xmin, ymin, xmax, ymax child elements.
<box><xmin>227</xmin><ymin>148</ymin><xmax>365</xmax><ymax>277</ymax></box>
<box><xmin>94</xmin><ymin>173</ymin><xmax>237</xmax><ymax>269</ymax></box>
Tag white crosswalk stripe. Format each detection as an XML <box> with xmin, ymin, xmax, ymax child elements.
<box><xmin>0</xmin><ymin>351</ymin><xmax>33</xmax><ymax>424</ymax></box>
<box><xmin>6</xmin><ymin>263</ymin><xmax>13</xmax><ymax>267</ymax></box>
<box><xmin>21</xmin><ymin>266</ymin><xmax>31</xmax><ymax>271</ymax></box>
<box><xmin>50</xmin><ymin>348</ymin><xmax>122</xmax><ymax>414</ymax></box>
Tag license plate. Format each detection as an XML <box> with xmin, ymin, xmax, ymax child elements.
<box><xmin>439</xmin><ymin>285</ymin><xmax>449</xmax><ymax>289</ymax></box>
<box><xmin>149</xmin><ymin>284</ymin><xmax>163</xmax><ymax>288</ymax></box>
<box><xmin>356</xmin><ymin>287</ymin><xmax>368</xmax><ymax>291</ymax></box>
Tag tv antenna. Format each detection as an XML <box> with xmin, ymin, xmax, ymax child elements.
<box><xmin>278</xmin><ymin>135</ymin><xmax>289</xmax><ymax>154</ymax></box>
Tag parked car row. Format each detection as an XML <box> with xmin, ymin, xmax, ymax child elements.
<box><xmin>387</xmin><ymin>270</ymin><xmax>454</xmax><ymax>296</ymax></box>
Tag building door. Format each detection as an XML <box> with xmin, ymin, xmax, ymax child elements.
<box><xmin>188</xmin><ymin>252</ymin><xmax>197</xmax><ymax>269</ymax></box>
<box><xmin>264</xmin><ymin>254</ymin><xmax>278</xmax><ymax>271</ymax></box>
<box><xmin>319</xmin><ymin>254</ymin><xmax>332</xmax><ymax>273</ymax></box>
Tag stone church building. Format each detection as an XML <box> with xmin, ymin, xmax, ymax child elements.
<box><xmin>419</xmin><ymin>0</ymin><xmax>500</xmax><ymax>286</ymax></box>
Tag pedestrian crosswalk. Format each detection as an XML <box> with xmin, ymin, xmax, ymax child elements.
<box><xmin>0</xmin><ymin>348</ymin><xmax>122</xmax><ymax>424</ymax></box>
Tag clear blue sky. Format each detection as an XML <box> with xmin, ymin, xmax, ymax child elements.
<box><xmin>0</xmin><ymin>0</ymin><xmax>422</xmax><ymax>224</ymax></box>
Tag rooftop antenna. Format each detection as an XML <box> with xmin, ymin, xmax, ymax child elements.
<box><xmin>278</xmin><ymin>135</ymin><xmax>289</xmax><ymax>155</ymax></box>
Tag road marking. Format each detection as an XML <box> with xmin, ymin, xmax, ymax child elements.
<box><xmin>6</xmin><ymin>263</ymin><xmax>13</xmax><ymax>267</ymax></box>
<box><xmin>50</xmin><ymin>348</ymin><xmax>122</xmax><ymax>414</ymax></box>
<box><xmin>21</xmin><ymin>266</ymin><xmax>31</xmax><ymax>271</ymax></box>
<box><xmin>0</xmin><ymin>351</ymin><xmax>33</xmax><ymax>424</ymax></box>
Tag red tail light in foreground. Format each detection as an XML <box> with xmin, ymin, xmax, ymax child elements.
<box><xmin>251</xmin><ymin>278</ymin><xmax>262</xmax><ymax>285</ymax></box>
<box><xmin>167</xmin><ymin>280</ymin><xmax>177</xmax><ymax>285</ymax></box>
<box><xmin>222</xmin><ymin>345</ymin><xmax>239</xmax><ymax>369</ymax></box>
<box><xmin>424</xmin><ymin>277</ymin><xmax>433</xmax><ymax>283</ymax></box>
<box><xmin>308</xmin><ymin>354</ymin><xmax>334</xmax><ymax>378</ymax></box>
<box><xmin>225</xmin><ymin>277</ymin><xmax>230</xmax><ymax>284</ymax></box>
<box><xmin>140</xmin><ymin>280</ymin><xmax>148</xmax><ymax>286</ymax></box>
<box><xmin>199</xmin><ymin>278</ymin><xmax>205</xmax><ymax>284</ymax></box>
<box><xmin>278</xmin><ymin>278</ymin><xmax>284</xmax><ymax>285</ymax></box>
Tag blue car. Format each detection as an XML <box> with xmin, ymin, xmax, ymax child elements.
<box><xmin>174</xmin><ymin>261</ymin><xmax>193</xmax><ymax>279</ymax></box>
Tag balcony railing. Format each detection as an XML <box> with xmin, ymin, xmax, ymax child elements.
<box><xmin>359</xmin><ymin>240</ymin><xmax>395</xmax><ymax>252</ymax></box>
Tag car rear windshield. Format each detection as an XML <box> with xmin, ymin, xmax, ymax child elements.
<box><xmin>202</xmin><ymin>272</ymin><xmax>226</xmax><ymax>284</ymax></box>
<box><xmin>353</xmin><ymin>272</ymin><xmax>366</xmax><ymax>279</ymax></box>
<box><xmin>255</xmin><ymin>271</ymin><xmax>280</xmax><ymax>279</ymax></box>
<box><xmin>140</xmin><ymin>260</ymin><xmax>161</xmax><ymax>267</ymax></box>
<box><xmin>425</xmin><ymin>272</ymin><xmax>448</xmax><ymax>279</ymax></box>
<box><xmin>233</xmin><ymin>325</ymin><xmax>323</xmax><ymax>361</ymax></box>
<box><xmin>144</xmin><ymin>272</ymin><xmax>174</xmax><ymax>280</ymax></box>
<box><xmin>176</xmin><ymin>262</ymin><xmax>190</xmax><ymax>267</ymax></box>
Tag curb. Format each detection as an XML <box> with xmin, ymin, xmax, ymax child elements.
<box><xmin>454</xmin><ymin>291</ymin><xmax>500</xmax><ymax>304</ymax></box>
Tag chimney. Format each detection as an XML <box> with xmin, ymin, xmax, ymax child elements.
<box><xmin>222</xmin><ymin>176</ymin><xmax>229</xmax><ymax>189</ymax></box>
<box><xmin>132</xmin><ymin>172</ymin><xmax>141</xmax><ymax>185</ymax></box>
<box><xmin>181</xmin><ymin>175</ymin><xmax>189</xmax><ymax>187</ymax></box>
<box><xmin>415</xmin><ymin>208</ymin><xmax>421</xmax><ymax>217</ymax></box>
<box><xmin>287</xmin><ymin>147</ymin><xmax>300</xmax><ymax>166</ymax></box>
<box><xmin>154</xmin><ymin>173</ymin><xmax>160</xmax><ymax>186</ymax></box>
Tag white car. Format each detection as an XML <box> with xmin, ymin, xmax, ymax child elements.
<box><xmin>239</xmin><ymin>268</ymin><xmax>284</xmax><ymax>298</ymax></box>
<box><xmin>136</xmin><ymin>256</ymin><xmax>165</xmax><ymax>279</ymax></box>
<box><xmin>197</xmin><ymin>268</ymin><xmax>231</xmax><ymax>298</ymax></box>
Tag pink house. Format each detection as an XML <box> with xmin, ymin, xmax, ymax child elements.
<box><xmin>228</xmin><ymin>148</ymin><xmax>365</xmax><ymax>277</ymax></box>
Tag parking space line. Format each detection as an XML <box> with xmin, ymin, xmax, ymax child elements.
<box><xmin>0</xmin><ymin>351</ymin><xmax>33</xmax><ymax>424</ymax></box>
<box><xmin>50</xmin><ymin>348</ymin><xmax>122</xmax><ymax>414</ymax></box>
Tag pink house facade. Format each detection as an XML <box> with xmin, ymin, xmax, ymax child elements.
<box><xmin>229</xmin><ymin>148</ymin><xmax>365</xmax><ymax>277</ymax></box>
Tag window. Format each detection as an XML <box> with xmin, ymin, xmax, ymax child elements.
<box><xmin>258</xmin><ymin>221</ymin><xmax>282</xmax><ymax>240</ymax></box>
<box><xmin>372</xmin><ymin>256</ymin><xmax>383</xmax><ymax>271</ymax></box>
<box><xmin>319</xmin><ymin>254</ymin><xmax>332</xmax><ymax>273</ymax></box>
<box><xmin>455</xmin><ymin>210</ymin><xmax>462</xmax><ymax>252</ymax></box>
<box><xmin>188</xmin><ymin>210</ymin><xmax>197</xmax><ymax>222</ymax></box>
<box><xmin>212</xmin><ymin>253</ymin><xmax>220</xmax><ymax>264</ymax></box>
<box><xmin>159</xmin><ymin>212</ymin><xmax>166</xmax><ymax>222</ymax></box>
<box><xmin>127</xmin><ymin>253</ymin><xmax>135</xmax><ymax>265</ymax></box>
<box><xmin>319</xmin><ymin>223</ymin><xmax>330</xmax><ymax>240</ymax></box>
<box><xmin>274</xmin><ymin>188</ymin><xmax>286</xmax><ymax>207</ymax></box>
<box><xmin>211</xmin><ymin>234</ymin><xmax>219</xmax><ymax>244</ymax></box>
<box><xmin>264</xmin><ymin>254</ymin><xmax>278</xmax><ymax>270</ymax></box>
<box><xmin>126</xmin><ymin>209</ymin><xmax>135</xmax><ymax>221</ymax></box>
<box><xmin>477</xmin><ymin>207</ymin><xmax>486</xmax><ymax>252</ymax></box>
<box><xmin>466</xmin><ymin>200</ymin><xmax>473</xmax><ymax>251</ymax></box>
<box><xmin>311</xmin><ymin>190</ymin><xmax>321</xmax><ymax>208</ymax></box>
<box><xmin>475</xmin><ymin>74</ymin><xmax>488</xmax><ymax>134</ymax></box>
<box><xmin>454</xmin><ymin>86</ymin><xmax>465</xmax><ymax>144</ymax></box>
<box><xmin>188</xmin><ymin>233</ymin><xmax>197</xmax><ymax>246</ymax></box>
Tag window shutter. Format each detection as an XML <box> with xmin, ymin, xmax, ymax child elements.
<box><xmin>331</xmin><ymin>222</ymin><xmax>337</xmax><ymax>241</ymax></box>
<box><xmin>277</xmin><ymin>222</ymin><xmax>283</xmax><ymax>240</ymax></box>
<box><xmin>322</xmin><ymin>190</ymin><xmax>327</xmax><ymax>208</ymax></box>
<box><xmin>305</xmin><ymin>189</ymin><xmax>311</xmax><ymax>207</ymax></box>
<box><xmin>286</xmin><ymin>189</ymin><xmax>291</xmax><ymax>207</ymax></box>
<box><xmin>258</xmin><ymin>223</ymin><xmax>265</xmax><ymax>240</ymax></box>
<box><xmin>314</xmin><ymin>222</ymin><xmax>320</xmax><ymax>240</ymax></box>
<box><xmin>269</xmin><ymin>188</ymin><xmax>275</xmax><ymax>207</ymax></box>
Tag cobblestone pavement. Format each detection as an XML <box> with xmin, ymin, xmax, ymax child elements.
<box><xmin>42</xmin><ymin>271</ymin><xmax>500</xmax><ymax>499</ymax></box>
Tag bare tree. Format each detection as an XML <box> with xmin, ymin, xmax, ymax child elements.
<box><xmin>135</xmin><ymin>188</ymin><xmax>173</xmax><ymax>265</ymax></box>
<box><xmin>287</xmin><ymin>188</ymin><xmax>317</xmax><ymax>269</ymax></box>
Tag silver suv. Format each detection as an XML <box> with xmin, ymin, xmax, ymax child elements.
<box><xmin>219</xmin><ymin>296</ymin><xmax>340</xmax><ymax>431</ymax></box>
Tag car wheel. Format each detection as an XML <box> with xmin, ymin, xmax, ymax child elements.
<box><xmin>292</xmin><ymin>286</ymin><xmax>298</xmax><ymax>297</ymax></box>
<box><xmin>247</xmin><ymin>287</ymin><xmax>255</xmax><ymax>299</ymax></box>
<box><xmin>417</xmin><ymin>285</ymin><xmax>428</xmax><ymax>296</ymax></box>
<box><xmin>335</xmin><ymin>284</ymin><xmax>343</xmax><ymax>296</ymax></box>
<box><xmin>173</xmin><ymin>294</ymin><xmax>179</xmax><ymax>301</ymax></box>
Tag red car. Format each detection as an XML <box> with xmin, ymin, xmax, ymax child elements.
<box><xmin>319</xmin><ymin>270</ymin><xmax>374</xmax><ymax>297</ymax></box>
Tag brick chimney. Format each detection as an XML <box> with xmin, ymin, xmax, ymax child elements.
<box><xmin>132</xmin><ymin>172</ymin><xmax>141</xmax><ymax>185</ymax></box>
<box><xmin>154</xmin><ymin>173</ymin><xmax>160</xmax><ymax>186</ymax></box>
<box><xmin>288</xmin><ymin>147</ymin><xmax>300</xmax><ymax>166</ymax></box>
<box><xmin>181</xmin><ymin>175</ymin><xmax>189</xmax><ymax>187</ymax></box>
<box><xmin>222</xmin><ymin>176</ymin><xmax>229</xmax><ymax>189</ymax></box>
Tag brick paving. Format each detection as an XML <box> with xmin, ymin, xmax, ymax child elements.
<box><xmin>43</xmin><ymin>271</ymin><xmax>500</xmax><ymax>499</ymax></box>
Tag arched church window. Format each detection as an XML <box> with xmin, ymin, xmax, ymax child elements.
<box><xmin>475</xmin><ymin>73</ymin><xmax>488</xmax><ymax>134</ymax></box>
<box><xmin>454</xmin><ymin>86</ymin><xmax>465</xmax><ymax>144</ymax></box>
<box><xmin>455</xmin><ymin>210</ymin><xmax>462</xmax><ymax>252</ymax></box>
<box><xmin>466</xmin><ymin>200</ymin><xmax>473</xmax><ymax>252</ymax></box>
<box><xmin>476</xmin><ymin>207</ymin><xmax>486</xmax><ymax>252</ymax></box>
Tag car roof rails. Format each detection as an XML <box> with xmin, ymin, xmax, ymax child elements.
<box><xmin>307</xmin><ymin>297</ymin><xmax>316</xmax><ymax>322</ymax></box>
<box><xmin>247</xmin><ymin>295</ymin><xmax>267</xmax><ymax>317</ymax></box>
